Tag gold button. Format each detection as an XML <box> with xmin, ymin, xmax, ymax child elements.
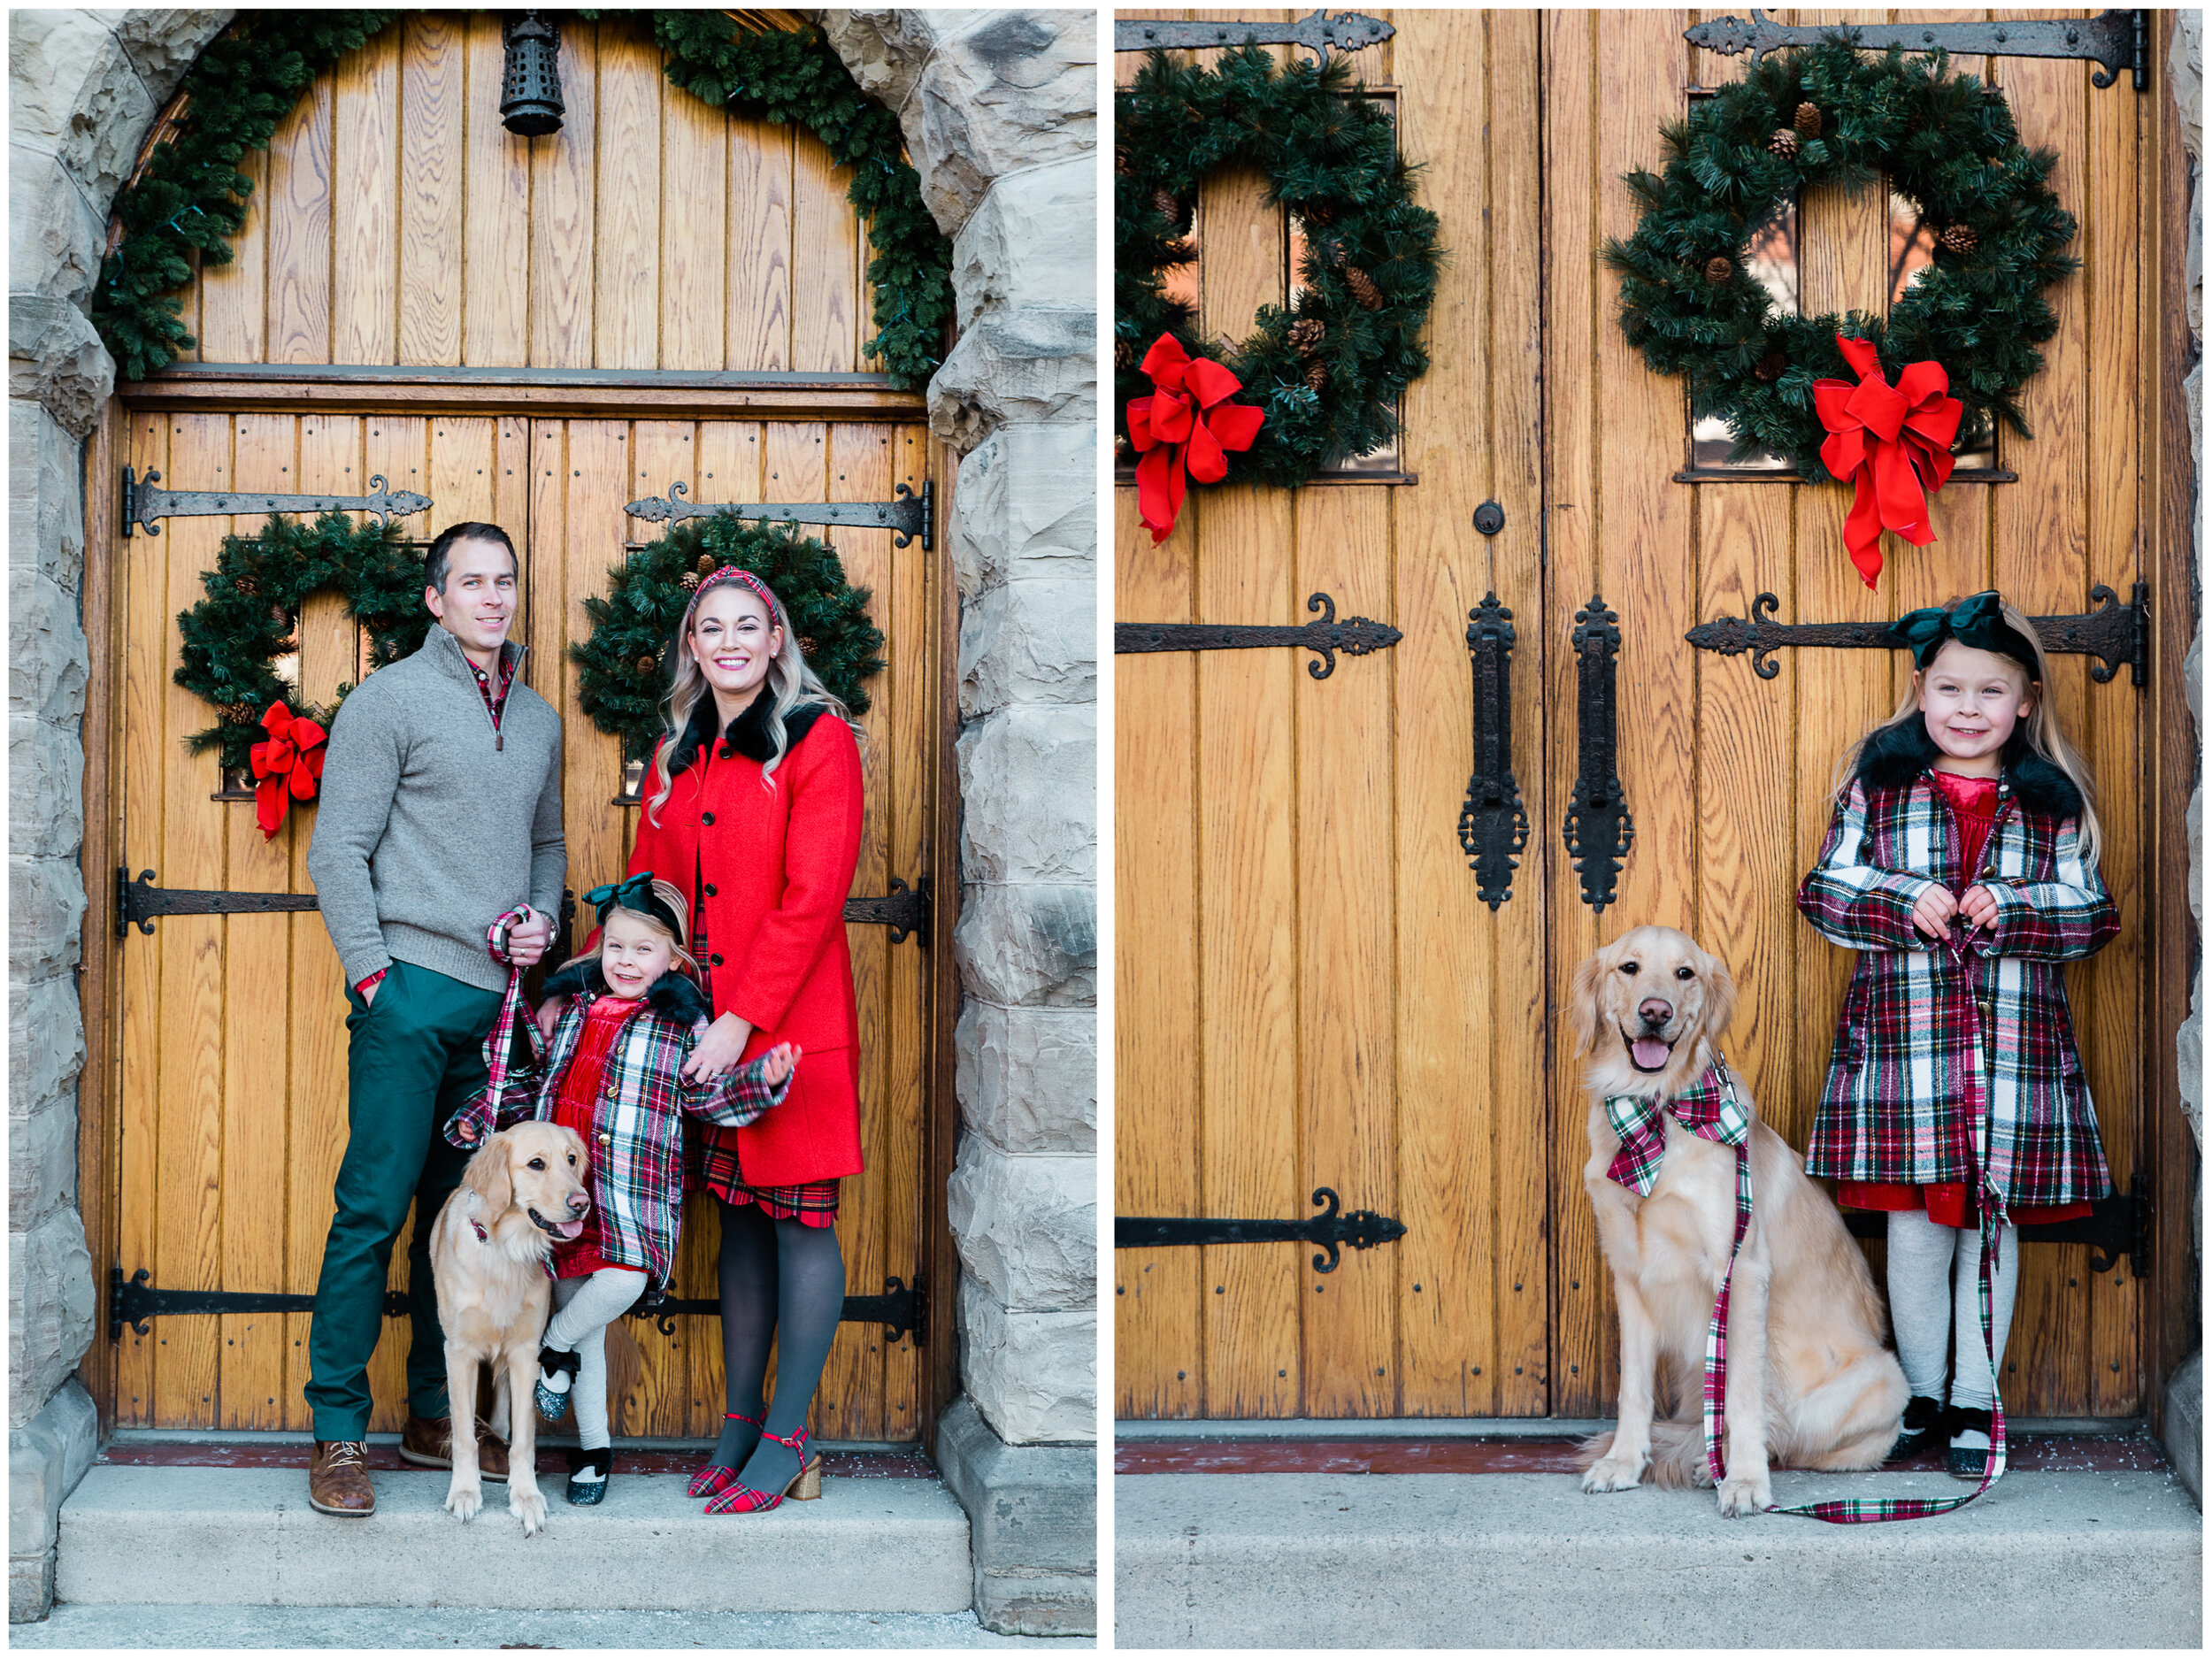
<box><xmin>597</xmin><ymin>1132</ymin><xmax>612</xmax><ymax>1144</ymax></box>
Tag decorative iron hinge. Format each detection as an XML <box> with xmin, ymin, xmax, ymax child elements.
<box><xmin>119</xmin><ymin>869</ymin><xmax>928</xmax><ymax>946</ymax></box>
<box><xmin>1114</xmin><ymin>9</ymin><xmax>1393</xmax><ymax>61</ymax></box>
<box><xmin>634</xmin><ymin>1277</ymin><xmax>924</xmax><ymax>1345</ymax></box>
<box><xmin>1841</xmin><ymin>1176</ymin><xmax>2149</xmax><ymax>1278</ymax></box>
<box><xmin>1115</xmin><ymin>591</ymin><xmax>1402</xmax><ymax>680</ymax></box>
<box><xmin>625</xmin><ymin>479</ymin><xmax>931</xmax><ymax>551</ymax></box>
<box><xmin>1686</xmin><ymin>583</ymin><xmax>2149</xmax><ymax>688</ymax></box>
<box><xmin>1686</xmin><ymin>11</ymin><xmax>2149</xmax><ymax>91</ymax></box>
<box><xmin>1563</xmin><ymin>595</ymin><xmax>1633</xmax><ymax>913</ymax></box>
<box><xmin>1457</xmin><ymin>594</ymin><xmax>1528</xmax><ymax>910</ymax></box>
<box><xmin>120</xmin><ymin>466</ymin><xmax>433</xmax><ymax>538</ymax></box>
<box><xmin>1116</xmin><ymin>1188</ymin><xmax>1408</xmax><ymax>1275</ymax></box>
<box><xmin>111</xmin><ymin>1265</ymin><xmax>408</xmax><ymax>1340</ymax></box>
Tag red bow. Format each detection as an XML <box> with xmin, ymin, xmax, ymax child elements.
<box><xmin>1814</xmin><ymin>334</ymin><xmax>1964</xmax><ymax>589</ymax></box>
<box><xmin>1126</xmin><ymin>334</ymin><xmax>1265</xmax><ymax>543</ymax></box>
<box><xmin>250</xmin><ymin>701</ymin><xmax>326</xmax><ymax>840</ymax></box>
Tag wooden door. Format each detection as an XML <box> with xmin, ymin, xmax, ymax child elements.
<box><xmin>1116</xmin><ymin>8</ymin><xmax>2155</xmax><ymax>1422</ymax></box>
<box><xmin>102</xmin><ymin>11</ymin><xmax>942</xmax><ymax>1443</ymax></box>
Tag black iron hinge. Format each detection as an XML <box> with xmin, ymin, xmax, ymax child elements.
<box><xmin>1839</xmin><ymin>1175</ymin><xmax>2150</xmax><ymax>1278</ymax></box>
<box><xmin>1116</xmin><ymin>1189</ymin><xmax>1407</xmax><ymax>1275</ymax></box>
<box><xmin>1686</xmin><ymin>11</ymin><xmax>2149</xmax><ymax>92</ymax></box>
<box><xmin>635</xmin><ymin>1277</ymin><xmax>924</xmax><ymax>1346</ymax></box>
<box><xmin>1114</xmin><ymin>9</ymin><xmax>1392</xmax><ymax>61</ymax></box>
<box><xmin>1115</xmin><ymin>592</ymin><xmax>1402</xmax><ymax>680</ymax></box>
<box><xmin>1687</xmin><ymin>583</ymin><xmax>2149</xmax><ymax>687</ymax></box>
<box><xmin>119</xmin><ymin>868</ymin><xmax>930</xmax><ymax>947</ymax></box>
<box><xmin>120</xmin><ymin>466</ymin><xmax>433</xmax><ymax>537</ymax></box>
<box><xmin>626</xmin><ymin>479</ymin><xmax>931</xmax><ymax>551</ymax></box>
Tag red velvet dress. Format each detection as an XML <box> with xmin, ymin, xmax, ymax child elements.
<box><xmin>1838</xmin><ymin>766</ymin><xmax>2091</xmax><ymax>1231</ymax></box>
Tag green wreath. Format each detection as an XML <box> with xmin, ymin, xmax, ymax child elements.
<box><xmin>571</xmin><ymin>515</ymin><xmax>887</xmax><ymax>765</ymax></box>
<box><xmin>172</xmin><ymin>511</ymin><xmax>429</xmax><ymax>773</ymax></box>
<box><xmin>96</xmin><ymin>12</ymin><xmax>950</xmax><ymax>390</ymax></box>
<box><xmin>1114</xmin><ymin>43</ymin><xmax>1441</xmax><ymax>489</ymax></box>
<box><xmin>1604</xmin><ymin>34</ymin><xmax>2078</xmax><ymax>479</ymax></box>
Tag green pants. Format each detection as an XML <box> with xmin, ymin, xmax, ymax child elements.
<box><xmin>305</xmin><ymin>958</ymin><xmax>502</xmax><ymax>1441</ymax></box>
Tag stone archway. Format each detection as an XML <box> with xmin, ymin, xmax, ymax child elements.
<box><xmin>7</xmin><ymin>9</ymin><xmax>1097</xmax><ymax>1631</ymax></box>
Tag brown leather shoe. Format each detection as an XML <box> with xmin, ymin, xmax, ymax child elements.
<box><xmin>308</xmin><ymin>1440</ymin><xmax>375</xmax><ymax>1516</ymax></box>
<box><xmin>397</xmin><ymin>1413</ymin><xmax>509</xmax><ymax>1482</ymax></box>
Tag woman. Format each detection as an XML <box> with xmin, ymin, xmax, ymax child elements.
<box><xmin>624</xmin><ymin>563</ymin><xmax>864</xmax><ymax>1513</ymax></box>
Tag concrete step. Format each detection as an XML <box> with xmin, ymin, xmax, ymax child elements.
<box><xmin>1115</xmin><ymin>1468</ymin><xmax>2200</xmax><ymax>1648</ymax></box>
<box><xmin>57</xmin><ymin>1464</ymin><xmax>972</xmax><ymax>1615</ymax></box>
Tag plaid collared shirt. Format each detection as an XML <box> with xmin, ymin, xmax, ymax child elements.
<box><xmin>1603</xmin><ymin>1063</ymin><xmax>1751</xmax><ymax>1194</ymax></box>
<box><xmin>468</xmin><ymin>641</ymin><xmax>518</xmax><ymax>733</ymax></box>
<box><xmin>1798</xmin><ymin>771</ymin><xmax>2116</xmax><ymax>1208</ymax></box>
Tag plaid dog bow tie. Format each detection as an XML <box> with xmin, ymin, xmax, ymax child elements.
<box><xmin>1603</xmin><ymin>1063</ymin><xmax>1749</xmax><ymax>1194</ymax></box>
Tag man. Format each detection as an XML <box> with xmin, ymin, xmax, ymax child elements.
<box><xmin>303</xmin><ymin>521</ymin><xmax>565</xmax><ymax>1516</ymax></box>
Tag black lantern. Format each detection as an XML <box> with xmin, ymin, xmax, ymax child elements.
<box><xmin>500</xmin><ymin>12</ymin><xmax>564</xmax><ymax>137</ymax></box>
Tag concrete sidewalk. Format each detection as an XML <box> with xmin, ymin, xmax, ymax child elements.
<box><xmin>1115</xmin><ymin>1468</ymin><xmax>2200</xmax><ymax>1647</ymax></box>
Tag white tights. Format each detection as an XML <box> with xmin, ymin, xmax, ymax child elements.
<box><xmin>1886</xmin><ymin>1207</ymin><xmax>2018</xmax><ymax>1423</ymax></box>
<box><xmin>544</xmin><ymin>1268</ymin><xmax>649</xmax><ymax>1451</ymax></box>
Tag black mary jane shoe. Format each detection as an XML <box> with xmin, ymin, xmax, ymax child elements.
<box><xmin>534</xmin><ymin>1344</ymin><xmax>580</xmax><ymax>1423</ymax></box>
<box><xmin>1886</xmin><ymin>1394</ymin><xmax>1947</xmax><ymax>1462</ymax></box>
<box><xmin>566</xmin><ymin>1445</ymin><xmax>611</xmax><ymax>1505</ymax></box>
<box><xmin>1945</xmin><ymin>1405</ymin><xmax>1996</xmax><ymax>1480</ymax></box>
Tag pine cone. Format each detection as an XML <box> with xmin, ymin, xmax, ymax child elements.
<box><xmin>1766</xmin><ymin>127</ymin><xmax>1800</xmax><ymax>160</ymax></box>
<box><xmin>799</xmin><ymin>636</ymin><xmax>818</xmax><ymax>658</ymax></box>
<box><xmin>1115</xmin><ymin>336</ymin><xmax>1135</xmax><ymax>372</ymax></box>
<box><xmin>636</xmin><ymin>654</ymin><xmax>657</xmax><ymax>675</ymax></box>
<box><xmin>1939</xmin><ymin>223</ymin><xmax>1978</xmax><ymax>255</ymax></box>
<box><xmin>680</xmin><ymin>572</ymin><xmax>701</xmax><ymax>590</ymax></box>
<box><xmin>1304</xmin><ymin>357</ymin><xmax>1328</xmax><ymax>392</ymax></box>
<box><xmin>1703</xmin><ymin>256</ymin><xmax>1735</xmax><ymax>286</ymax></box>
<box><xmin>1793</xmin><ymin>102</ymin><xmax>1822</xmax><ymax>139</ymax></box>
<box><xmin>222</xmin><ymin>702</ymin><xmax>257</xmax><ymax>725</ymax></box>
<box><xmin>1153</xmin><ymin>188</ymin><xmax>1180</xmax><ymax>226</ymax></box>
<box><xmin>1286</xmin><ymin>318</ymin><xmax>1325</xmax><ymax>357</ymax></box>
<box><xmin>696</xmin><ymin>553</ymin><xmax>718</xmax><ymax>576</ymax></box>
<box><xmin>270</xmin><ymin>604</ymin><xmax>291</xmax><ymax>628</ymax></box>
<box><xmin>1754</xmin><ymin>350</ymin><xmax>1787</xmax><ymax>382</ymax></box>
<box><xmin>1344</xmin><ymin>266</ymin><xmax>1382</xmax><ymax>310</ymax></box>
<box><xmin>1115</xmin><ymin>145</ymin><xmax>1132</xmax><ymax>176</ymax></box>
<box><xmin>234</xmin><ymin>575</ymin><xmax>259</xmax><ymax>596</ymax></box>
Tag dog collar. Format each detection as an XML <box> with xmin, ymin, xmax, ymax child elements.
<box><xmin>470</xmin><ymin>1217</ymin><xmax>488</xmax><ymax>1243</ymax></box>
<box><xmin>1603</xmin><ymin>1062</ymin><xmax>1747</xmax><ymax>1194</ymax></box>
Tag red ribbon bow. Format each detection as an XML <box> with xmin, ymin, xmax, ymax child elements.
<box><xmin>1126</xmin><ymin>334</ymin><xmax>1265</xmax><ymax>544</ymax></box>
<box><xmin>249</xmin><ymin>701</ymin><xmax>326</xmax><ymax>840</ymax></box>
<box><xmin>1814</xmin><ymin>334</ymin><xmax>1964</xmax><ymax>589</ymax></box>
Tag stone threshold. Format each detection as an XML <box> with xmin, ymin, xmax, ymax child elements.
<box><xmin>99</xmin><ymin>1429</ymin><xmax>932</xmax><ymax>1479</ymax></box>
<box><xmin>1115</xmin><ymin>1412</ymin><xmax>2146</xmax><ymax>1439</ymax></box>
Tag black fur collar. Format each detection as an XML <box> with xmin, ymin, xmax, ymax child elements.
<box><xmin>1855</xmin><ymin>719</ymin><xmax>2082</xmax><ymax>820</ymax></box>
<box><xmin>541</xmin><ymin>956</ymin><xmax>712</xmax><ymax>1023</ymax></box>
<box><xmin>664</xmin><ymin>695</ymin><xmax>828</xmax><ymax>777</ymax></box>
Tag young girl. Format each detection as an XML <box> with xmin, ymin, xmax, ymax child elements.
<box><xmin>1800</xmin><ymin>591</ymin><xmax>2117</xmax><ymax>1478</ymax></box>
<box><xmin>448</xmin><ymin>874</ymin><xmax>799</xmax><ymax>1505</ymax></box>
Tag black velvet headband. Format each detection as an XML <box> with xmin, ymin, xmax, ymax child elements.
<box><xmin>582</xmin><ymin>872</ymin><xmax>687</xmax><ymax>944</ymax></box>
<box><xmin>1893</xmin><ymin>591</ymin><xmax>2040</xmax><ymax>675</ymax></box>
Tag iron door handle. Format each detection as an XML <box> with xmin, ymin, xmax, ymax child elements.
<box><xmin>1563</xmin><ymin>593</ymin><xmax>1633</xmax><ymax>911</ymax></box>
<box><xmin>1457</xmin><ymin>594</ymin><xmax>1528</xmax><ymax>909</ymax></box>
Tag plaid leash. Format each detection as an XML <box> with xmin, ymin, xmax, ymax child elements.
<box><xmin>452</xmin><ymin>904</ymin><xmax>546</xmax><ymax>1143</ymax></box>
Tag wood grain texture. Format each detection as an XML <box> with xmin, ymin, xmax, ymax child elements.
<box><xmin>397</xmin><ymin>15</ymin><xmax>465</xmax><ymax>366</ymax></box>
<box><xmin>331</xmin><ymin>30</ymin><xmax>400</xmax><ymax>365</ymax></box>
<box><xmin>595</xmin><ymin>23</ymin><xmax>664</xmax><ymax>371</ymax></box>
<box><xmin>662</xmin><ymin>58</ymin><xmax>729</xmax><ymax>372</ymax></box>
<box><xmin>728</xmin><ymin>116</ymin><xmax>795</xmax><ymax>371</ymax></box>
<box><xmin>266</xmin><ymin>79</ymin><xmax>333</xmax><ymax>365</ymax></box>
<box><xmin>790</xmin><ymin>124</ymin><xmax>858</xmax><ymax>374</ymax></box>
<box><xmin>533</xmin><ymin>21</ymin><xmax>599</xmax><ymax>369</ymax></box>
<box><xmin>196</xmin><ymin>149</ymin><xmax>266</xmax><ymax>364</ymax></box>
<box><xmin>464</xmin><ymin>13</ymin><xmax>532</xmax><ymax>368</ymax></box>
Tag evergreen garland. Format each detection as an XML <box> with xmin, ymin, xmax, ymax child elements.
<box><xmin>1605</xmin><ymin>35</ymin><xmax>2078</xmax><ymax>480</ymax></box>
<box><xmin>1116</xmin><ymin>44</ymin><xmax>1442</xmax><ymax>488</ymax></box>
<box><xmin>570</xmin><ymin>517</ymin><xmax>887</xmax><ymax>764</ymax></box>
<box><xmin>93</xmin><ymin>12</ymin><xmax>950</xmax><ymax>391</ymax></box>
<box><xmin>173</xmin><ymin>512</ymin><xmax>429</xmax><ymax>773</ymax></box>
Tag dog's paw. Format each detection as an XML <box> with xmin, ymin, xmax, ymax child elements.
<box><xmin>511</xmin><ymin>1482</ymin><xmax>548</xmax><ymax>1538</ymax></box>
<box><xmin>1581</xmin><ymin>1454</ymin><xmax>1647</xmax><ymax>1494</ymax></box>
<box><xmin>1716</xmin><ymin>1472</ymin><xmax>1772</xmax><ymax>1517</ymax></box>
<box><xmin>444</xmin><ymin>1478</ymin><xmax>482</xmax><ymax>1524</ymax></box>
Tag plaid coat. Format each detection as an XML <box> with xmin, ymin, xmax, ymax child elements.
<box><xmin>1798</xmin><ymin>722</ymin><xmax>2117</xmax><ymax>1209</ymax></box>
<box><xmin>446</xmin><ymin>956</ymin><xmax>791</xmax><ymax>1287</ymax></box>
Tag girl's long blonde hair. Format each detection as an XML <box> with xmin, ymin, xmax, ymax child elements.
<box><xmin>574</xmin><ymin>876</ymin><xmax>700</xmax><ymax>979</ymax></box>
<box><xmin>645</xmin><ymin>571</ymin><xmax>858</xmax><ymax>825</ymax></box>
<box><xmin>1834</xmin><ymin>595</ymin><xmax>2102</xmax><ymax>864</ymax></box>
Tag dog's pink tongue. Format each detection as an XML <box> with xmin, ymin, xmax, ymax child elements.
<box><xmin>1631</xmin><ymin>1038</ymin><xmax>1671</xmax><ymax>1071</ymax></box>
<box><xmin>554</xmin><ymin>1217</ymin><xmax>586</xmax><ymax>1240</ymax></box>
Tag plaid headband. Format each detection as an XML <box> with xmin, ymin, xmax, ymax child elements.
<box><xmin>691</xmin><ymin>564</ymin><xmax>780</xmax><ymax>619</ymax></box>
<box><xmin>583</xmin><ymin>871</ymin><xmax>687</xmax><ymax>944</ymax></box>
<box><xmin>1894</xmin><ymin>591</ymin><xmax>2040</xmax><ymax>675</ymax></box>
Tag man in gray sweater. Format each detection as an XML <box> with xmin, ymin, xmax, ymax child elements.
<box><xmin>303</xmin><ymin>521</ymin><xmax>565</xmax><ymax>1517</ymax></box>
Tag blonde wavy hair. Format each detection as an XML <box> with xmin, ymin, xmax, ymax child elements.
<box><xmin>573</xmin><ymin>876</ymin><xmax>699</xmax><ymax>980</ymax></box>
<box><xmin>1834</xmin><ymin>594</ymin><xmax>2102</xmax><ymax>864</ymax></box>
<box><xmin>645</xmin><ymin>571</ymin><xmax>859</xmax><ymax>825</ymax></box>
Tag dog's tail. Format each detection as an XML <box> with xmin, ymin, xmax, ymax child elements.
<box><xmin>1575</xmin><ymin>1417</ymin><xmax>1714</xmax><ymax>1489</ymax></box>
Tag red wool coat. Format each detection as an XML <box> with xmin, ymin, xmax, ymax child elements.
<box><xmin>626</xmin><ymin>696</ymin><xmax>865</xmax><ymax>1187</ymax></box>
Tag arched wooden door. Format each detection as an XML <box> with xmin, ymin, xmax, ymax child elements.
<box><xmin>1115</xmin><ymin>8</ymin><xmax>2167</xmax><ymax>1424</ymax></box>
<box><xmin>94</xmin><ymin>13</ymin><xmax>947</xmax><ymax>1445</ymax></box>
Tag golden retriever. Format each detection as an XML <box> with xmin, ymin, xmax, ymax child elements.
<box><xmin>1571</xmin><ymin>925</ymin><xmax>1906</xmax><ymax>1516</ymax></box>
<box><xmin>427</xmin><ymin>1122</ymin><xmax>591</xmax><ymax>1536</ymax></box>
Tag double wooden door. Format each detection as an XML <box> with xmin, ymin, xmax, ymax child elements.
<box><xmin>1116</xmin><ymin>9</ymin><xmax>2159</xmax><ymax>1422</ymax></box>
<box><xmin>109</xmin><ymin>402</ymin><xmax>937</xmax><ymax>1441</ymax></box>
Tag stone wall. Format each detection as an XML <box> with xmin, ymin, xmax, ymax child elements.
<box><xmin>817</xmin><ymin>8</ymin><xmax>1097</xmax><ymax>1634</ymax></box>
<box><xmin>8</xmin><ymin>8</ymin><xmax>234</xmax><ymax>1620</ymax></box>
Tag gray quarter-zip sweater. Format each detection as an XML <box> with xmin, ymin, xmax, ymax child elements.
<box><xmin>306</xmin><ymin>626</ymin><xmax>565</xmax><ymax>994</ymax></box>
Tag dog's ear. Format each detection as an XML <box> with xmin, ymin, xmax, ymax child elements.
<box><xmin>1701</xmin><ymin>948</ymin><xmax>1740</xmax><ymax>1042</ymax></box>
<box><xmin>1566</xmin><ymin>949</ymin><xmax>1603</xmax><ymax>1057</ymax></box>
<box><xmin>464</xmin><ymin>1132</ymin><xmax>514</xmax><ymax>1217</ymax></box>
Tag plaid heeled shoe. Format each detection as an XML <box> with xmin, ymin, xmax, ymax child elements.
<box><xmin>703</xmin><ymin>1424</ymin><xmax>823</xmax><ymax>1515</ymax></box>
<box><xmin>687</xmin><ymin>1410</ymin><xmax>763</xmax><ymax>1499</ymax></box>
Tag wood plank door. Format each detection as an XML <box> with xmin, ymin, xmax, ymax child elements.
<box><xmin>1116</xmin><ymin>8</ymin><xmax>2155</xmax><ymax>1424</ymax></box>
